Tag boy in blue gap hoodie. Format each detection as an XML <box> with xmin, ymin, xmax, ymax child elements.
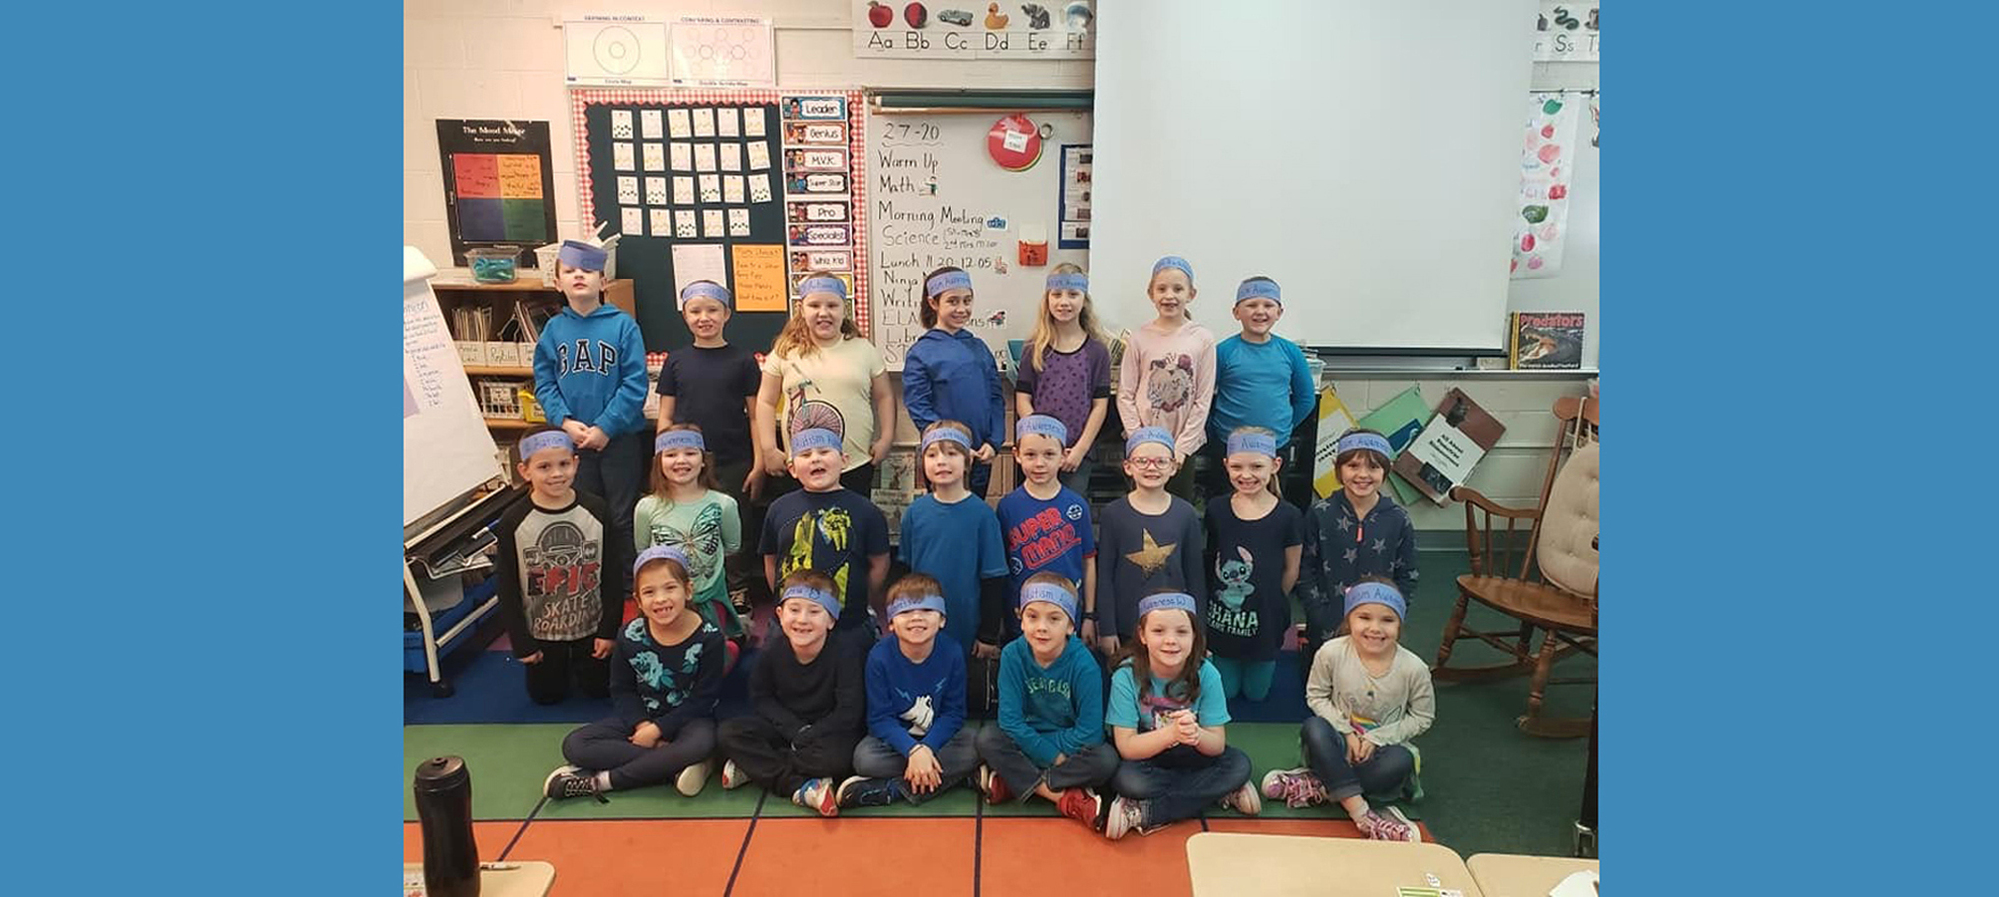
<box><xmin>534</xmin><ymin>240</ymin><xmax>650</xmax><ymax>558</ymax></box>
<box><xmin>902</xmin><ymin>266</ymin><xmax>1008</xmax><ymax>497</ymax></box>
<box><xmin>974</xmin><ymin>573</ymin><xmax>1117</xmax><ymax>828</ymax></box>
<box><xmin>836</xmin><ymin>574</ymin><xmax>980</xmax><ymax>808</ymax></box>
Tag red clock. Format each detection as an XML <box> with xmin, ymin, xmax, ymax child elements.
<box><xmin>986</xmin><ymin>113</ymin><xmax>1043</xmax><ymax>171</ymax></box>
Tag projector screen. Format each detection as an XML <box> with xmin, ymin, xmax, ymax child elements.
<box><xmin>1088</xmin><ymin>0</ymin><xmax>1537</xmax><ymax>352</ymax></box>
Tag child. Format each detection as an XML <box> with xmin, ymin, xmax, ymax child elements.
<box><xmin>533</xmin><ymin>239</ymin><xmax>650</xmax><ymax>556</ymax></box>
<box><xmin>1015</xmin><ymin>265</ymin><xmax>1113</xmax><ymax>496</ymax></box>
<box><xmin>903</xmin><ymin>267</ymin><xmax>1008</xmax><ymax>497</ymax></box>
<box><xmin>633</xmin><ymin>425</ymin><xmax>744</xmax><ymax>642</ymax></box>
<box><xmin>996</xmin><ymin>415</ymin><xmax>1098</xmax><ymax>645</ymax></box>
<box><xmin>1203</xmin><ymin>428</ymin><xmax>1304</xmax><ymax>702</ymax></box>
<box><xmin>495</xmin><ymin>427</ymin><xmax>625</xmax><ymax>705</ymax></box>
<box><xmin>1203</xmin><ymin>278</ymin><xmax>1318</xmax><ymax>505</ymax></box>
<box><xmin>897</xmin><ymin>421</ymin><xmax>1009</xmax><ymax>662</ymax></box>
<box><xmin>1101</xmin><ymin>592</ymin><xmax>1259</xmax><ymax>839</ymax></box>
<box><xmin>544</xmin><ymin>545</ymin><xmax>727</xmax><ymax>801</ymax></box>
<box><xmin>1295</xmin><ymin>429</ymin><xmax>1419</xmax><ymax>677</ymax></box>
<box><xmin>716</xmin><ymin>570</ymin><xmax>867</xmax><ymax>816</ymax></box>
<box><xmin>754</xmin><ymin>273</ymin><xmax>894</xmax><ymax>496</ymax></box>
<box><xmin>838</xmin><ymin>574</ymin><xmax>980</xmax><ymax>807</ymax></box>
<box><xmin>1095</xmin><ymin>428</ymin><xmax>1205</xmax><ymax>658</ymax></box>
<box><xmin>759</xmin><ymin>427</ymin><xmax>891</xmax><ymax>641</ymax></box>
<box><xmin>655</xmin><ymin>279</ymin><xmax>767</xmax><ymax>610</ymax></box>
<box><xmin>1262</xmin><ymin>580</ymin><xmax>1432</xmax><ymax>843</ymax></box>
<box><xmin>1116</xmin><ymin>255</ymin><xmax>1217</xmax><ymax>500</ymax></box>
<box><xmin>975</xmin><ymin>573</ymin><xmax>1118</xmax><ymax>827</ymax></box>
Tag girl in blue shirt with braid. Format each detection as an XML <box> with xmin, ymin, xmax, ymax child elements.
<box><xmin>903</xmin><ymin>266</ymin><xmax>1008</xmax><ymax>498</ymax></box>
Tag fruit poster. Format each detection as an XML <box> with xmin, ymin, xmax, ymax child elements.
<box><xmin>1510</xmin><ymin>92</ymin><xmax>1581</xmax><ymax>280</ymax></box>
<box><xmin>853</xmin><ymin>1</ymin><xmax>1096</xmax><ymax>60</ymax></box>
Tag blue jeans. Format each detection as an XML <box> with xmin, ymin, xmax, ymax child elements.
<box><xmin>1111</xmin><ymin>744</ymin><xmax>1252</xmax><ymax>827</ymax></box>
<box><xmin>1300</xmin><ymin>715</ymin><xmax>1414</xmax><ymax>802</ymax></box>
<box><xmin>1059</xmin><ymin>454</ymin><xmax>1095</xmax><ymax>498</ymax></box>
<box><xmin>850</xmin><ymin>728</ymin><xmax>982</xmax><ymax>804</ymax></box>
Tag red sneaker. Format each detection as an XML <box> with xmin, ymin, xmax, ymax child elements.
<box><xmin>1056</xmin><ymin>788</ymin><xmax>1102</xmax><ymax>829</ymax></box>
<box><xmin>979</xmin><ymin>765</ymin><xmax>1012</xmax><ymax>804</ymax></box>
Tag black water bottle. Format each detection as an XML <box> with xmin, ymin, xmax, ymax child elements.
<box><xmin>413</xmin><ymin>756</ymin><xmax>481</xmax><ymax>897</ymax></box>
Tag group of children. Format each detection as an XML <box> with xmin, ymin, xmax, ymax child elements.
<box><xmin>493</xmin><ymin>240</ymin><xmax>1434</xmax><ymax>841</ymax></box>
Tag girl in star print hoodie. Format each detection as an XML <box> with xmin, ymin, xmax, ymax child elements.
<box><xmin>1295</xmin><ymin>430</ymin><xmax>1418</xmax><ymax>681</ymax></box>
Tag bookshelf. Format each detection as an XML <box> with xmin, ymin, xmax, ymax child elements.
<box><xmin>430</xmin><ymin>275</ymin><xmax>634</xmax><ymax>432</ymax></box>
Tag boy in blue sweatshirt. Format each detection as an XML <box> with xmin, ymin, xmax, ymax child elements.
<box><xmin>837</xmin><ymin>574</ymin><xmax>980</xmax><ymax>807</ymax></box>
<box><xmin>975</xmin><ymin>573</ymin><xmax>1119</xmax><ymax>828</ymax></box>
<box><xmin>533</xmin><ymin>239</ymin><xmax>651</xmax><ymax>558</ymax></box>
<box><xmin>1203</xmin><ymin>277</ymin><xmax>1319</xmax><ymax>506</ymax></box>
<box><xmin>903</xmin><ymin>266</ymin><xmax>1008</xmax><ymax>497</ymax></box>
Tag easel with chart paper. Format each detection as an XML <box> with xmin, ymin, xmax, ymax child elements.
<box><xmin>571</xmin><ymin>89</ymin><xmax>867</xmax><ymax>354</ymax></box>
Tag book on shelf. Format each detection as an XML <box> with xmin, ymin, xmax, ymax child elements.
<box><xmin>1509</xmin><ymin>311</ymin><xmax>1585</xmax><ymax>369</ymax></box>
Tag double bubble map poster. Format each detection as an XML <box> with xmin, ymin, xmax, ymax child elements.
<box><xmin>572</xmin><ymin>89</ymin><xmax>867</xmax><ymax>353</ymax></box>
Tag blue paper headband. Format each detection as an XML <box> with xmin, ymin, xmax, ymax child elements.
<box><xmin>557</xmin><ymin>240</ymin><xmax>607</xmax><ymax>271</ymax></box>
<box><xmin>633</xmin><ymin>543</ymin><xmax>690</xmax><ymax>577</ymax></box>
<box><xmin>655</xmin><ymin>429</ymin><xmax>705</xmax><ymax>454</ymax></box>
<box><xmin>1018</xmin><ymin>580</ymin><xmax>1078</xmax><ymax>622</ymax></box>
<box><xmin>1016</xmin><ymin>414</ymin><xmax>1068</xmax><ymax>445</ymax></box>
<box><xmin>680</xmin><ymin>281</ymin><xmax>732</xmax><ymax>309</ymax></box>
<box><xmin>1150</xmin><ymin>256</ymin><xmax>1193</xmax><ymax>283</ymax></box>
<box><xmin>781</xmin><ymin>584</ymin><xmax>841</xmax><ymax>621</ymax></box>
<box><xmin>1343</xmin><ymin>581</ymin><xmax>1407</xmax><ymax>620</ymax></box>
<box><xmin>798</xmin><ymin>276</ymin><xmax>848</xmax><ymax>300</ymax></box>
<box><xmin>790</xmin><ymin>427</ymin><xmax>843</xmax><ymax>457</ymax></box>
<box><xmin>887</xmin><ymin>592</ymin><xmax>947</xmax><ymax>619</ymax></box>
<box><xmin>1125</xmin><ymin>427</ymin><xmax>1176</xmax><ymax>456</ymax></box>
<box><xmin>1336</xmin><ymin>432</ymin><xmax>1394</xmax><ymax>458</ymax></box>
<box><xmin>1225</xmin><ymin>430</ymin><xmax>1278</xmax><ymax>458</ymax></box>
<box><xmin>1137</xmin><ymin>591</ymin><xmax>1198</xmax><ymax>620</ymax></box>
<box><xmin>920</xmin><ymin>427</ymin><xmax>973</xmax><ymax>454</ymax></box>
<box><xmin>1235</xmin><ymin>279</ymin><xmax>1281</xmax><ymax>305</ymax></box>
<box><xmin>1045</xmin><ymin>272</ymin><xmax>1089</xmax><ymax>293</ymax></box>
<box><xmin>518</xmin><ymin>430</ymin><xmax>575</xmax><ymax>460</ymax></box>
<box><xmin>925</xmin><ymin>270</ymin><xmax>974</xmax><ymax>297</ymax></box>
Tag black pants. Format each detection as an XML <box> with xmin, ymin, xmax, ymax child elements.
<box><xmin>975</xmin><ymin>724</ymin><xmax>1121</xmax><ymax>800</ymax></box>
<box><xmin>574</xmin><ymin>430</ymin><xmax>647</xmax><ymax>556</ymax></box>
<box><xmin>563</xmin><ymin>717</ymin><xmax>717</xmax><ymax>790</ymax></box>
<box><xmin>524</xmin><ymin>636</ymin><xmax>610</xmax><ymax>705</ymax></box>
<box><xmin>712</xmin><ymin>457</ymin><xmax>769</xmax><ymax>611</ymax></box>
<box><xmin>716</xmin><ymin>716</ymin><xmax>860</xmax><ymax>796</ymax></box>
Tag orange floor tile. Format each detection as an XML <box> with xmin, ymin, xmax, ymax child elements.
<box><xmin>732</xmin><ymin>817</ymin><xmax>976</xmax><ymax>896</ymax></box>
<box><xmin>980</xmin><ymin>817</ymin><xmax>1203</xmax><ymax>897</ymax></box>
<box><xmin>402</xmin><ymin>821</ymin><xmax>522</xmax><ymax>863</ymax></box>
<box><xmin>504</xmin><ymin>819</ymin><xmax>750</xmax><ymax>896</ymax></box>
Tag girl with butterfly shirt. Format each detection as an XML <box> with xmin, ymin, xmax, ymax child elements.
<box><xmin>636</xmin><ymin>425</ymin><xmax>745</xmax><ymax>650</ymax></box>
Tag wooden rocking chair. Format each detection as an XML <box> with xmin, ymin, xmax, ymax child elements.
<box><xmin>1432</xmin><ymin>394</ymin><xmax>1599</xmax><ymax>738</ymax></box>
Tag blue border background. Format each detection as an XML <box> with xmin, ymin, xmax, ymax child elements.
<box><xmin>1618</xmin><ymin>2</ymin><xmax>1994</xmax><ymax>891</ymax></box>
<box><xmin>9</xmin><ymin>1</ymin><xmax>1996</xmax><ymax>892</ymax></box>
<box><xmin>10</xmin><ymin>2</ymin><xmax>400</xmax><ymax>893</ymax></box>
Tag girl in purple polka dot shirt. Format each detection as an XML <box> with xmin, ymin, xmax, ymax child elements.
<box><xmin>1014</xmin><ymin>263</ymin><xmax>1113</xmax><ymax>497</ymax></box>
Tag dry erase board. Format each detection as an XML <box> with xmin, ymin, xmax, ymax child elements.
<box><xmin>572</xmin><ymin>89</ymin><xmax>868</xmax><ymax>355</ymax></box>
<box><xmin>865</xmin><ymin>108</ymin><xmax>1091</xmax><ymax>370</ymax></box>
<box><xmin>404</xmin><ymin>247</ymin><xmax>501</xmax><ymax>525</ymax></box>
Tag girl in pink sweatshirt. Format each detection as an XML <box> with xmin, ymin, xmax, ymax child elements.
<box><xmin>1116</xmin><ymin>255</ymin><xmax>1218</xmax><ymax>500</ymax></box>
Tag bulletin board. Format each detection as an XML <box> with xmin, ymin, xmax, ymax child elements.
<box><xmin>864</xmin><ymin>107</ymin><xmax>1091</xmax><ymax>370</ymax></box>
<box><xmin>435</xmin><ymin>119</ymin><xmax>558</xmax><ymax>267</ymax></box>
<box><xmin>572</xmin><ymin>89</ymin><xmax>868</xmax><ymax>354</ymax></box>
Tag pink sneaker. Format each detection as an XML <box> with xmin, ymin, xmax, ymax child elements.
<box><xmin>1361</xmin><ymin>807</ymin><xmax>1420</xmax><ymax>842</ymax></box>
<box><xmin>1260</xmin><ymin>768</ymin><xmax>1329</xmax><ymax>809</ymax></box>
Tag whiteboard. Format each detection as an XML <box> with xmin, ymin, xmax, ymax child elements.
<box><xmin>1089</xmin><ymin>0</ymin><xmax>1537</xmax><ymax>352</ymax></box>
<box><xmin>865</xmin><ymin>109</ymin><xmax>1091</xmax><ymax>370</ymax></box>
<box><xmin>404</xmin><ymin>247</ymin><xmax>502</xmax><ymax>526</ymax></box>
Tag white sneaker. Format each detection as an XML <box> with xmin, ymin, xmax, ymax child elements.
<box><xmin>1103</xmin><ymin>796</ymin><xmax>1149</xmax><ymax>840</ymax></box>
<box><xmin>1219</xmin><ymin>779</ymin><xmax>1262</xmax><ymax>816</ymax></box>
<box><xmin>720</xmin><ymin>759</ymin><xmax>748</xmax><ymax>790</ymax></box>
<box><xmin>676</xmin><ymin>759</ymin><xmax>713</xmax><ymax>797</ymax></box>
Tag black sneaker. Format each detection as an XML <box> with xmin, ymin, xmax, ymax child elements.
<box><xmin>836</xmin><ymin>775</ymin><xmax>901</xmax><ymax>808</ymax></box>
<box><xmin>543</xmin><ymin>765</ymin><xmax>607</xmax><ymax>803</ymax></box>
